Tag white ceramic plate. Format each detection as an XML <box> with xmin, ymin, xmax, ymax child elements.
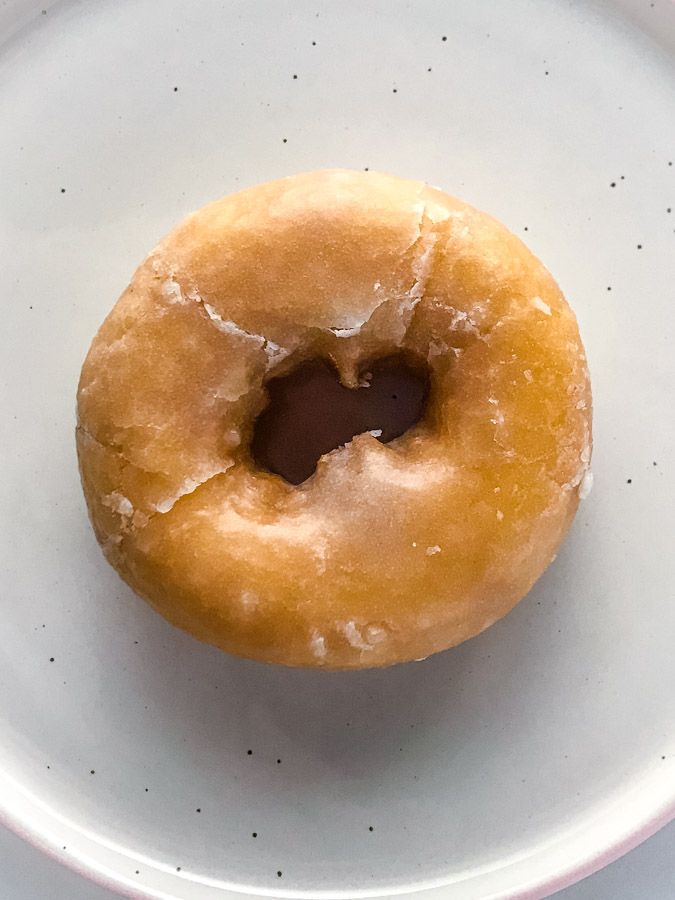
<box><xmin>1</xmin><ymin>1</ymin><xmax>674</xmax><ymax>898</ymax></box>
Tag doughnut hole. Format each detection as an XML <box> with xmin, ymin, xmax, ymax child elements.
<box><xmin>250</xmin><ymin>354</ymin><xmax>431</xmax><ymax>485</ymax></box>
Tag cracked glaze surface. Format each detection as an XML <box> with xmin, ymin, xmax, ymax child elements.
<box><xmin>76</xmin><ymin>169</ymin><xmax>592</xmax><ymax>669</ymax></box>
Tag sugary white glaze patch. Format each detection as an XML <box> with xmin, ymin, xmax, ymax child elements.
<box><xmin>532</xmin><ymin>296</ymin><xmax>552</xmax><ymax>315</ymax></box>
<box><xmin>578</xmin><ymin>470</ymin><xmax>594</xmax><ymax>500</ymax></box>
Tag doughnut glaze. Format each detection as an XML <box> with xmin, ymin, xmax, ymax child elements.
<box><xmin>77</xmin><ymin>170</ymin><xmax>592</xmax><ymax>669</ymax></box>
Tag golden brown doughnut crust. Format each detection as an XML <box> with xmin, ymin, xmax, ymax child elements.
<box><xmin>77</xmin><ymin>169</ymin><xmax>592</xmax><ymax>669</ymax></box>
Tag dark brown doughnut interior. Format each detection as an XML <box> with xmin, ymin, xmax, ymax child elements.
<box><xmin>251</xmin><ymin>355</ymin><xmax>430</xmax><ymax>484</ymax></box>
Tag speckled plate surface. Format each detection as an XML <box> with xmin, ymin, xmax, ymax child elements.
<box><xmin>1</xmin><ymin>1</ymin><xmax>674</xmax><ymax>898</ymax></box>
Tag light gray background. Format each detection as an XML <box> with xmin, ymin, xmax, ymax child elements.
<box><xmin>2</xmin><ymin>819</ymin><xmax>675</xmax><ymax>899</ymax></box>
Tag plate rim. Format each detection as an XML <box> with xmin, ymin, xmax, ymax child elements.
<box><xmin>1</xmin><ymin>759</ymin><xmax>674</xmax><ymax>900</ymax></box>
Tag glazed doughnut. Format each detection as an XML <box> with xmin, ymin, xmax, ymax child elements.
<box><xmin>77</xmin><ymin>169</ymin><xmax>592</xmax><ymax>669</ymax></box>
